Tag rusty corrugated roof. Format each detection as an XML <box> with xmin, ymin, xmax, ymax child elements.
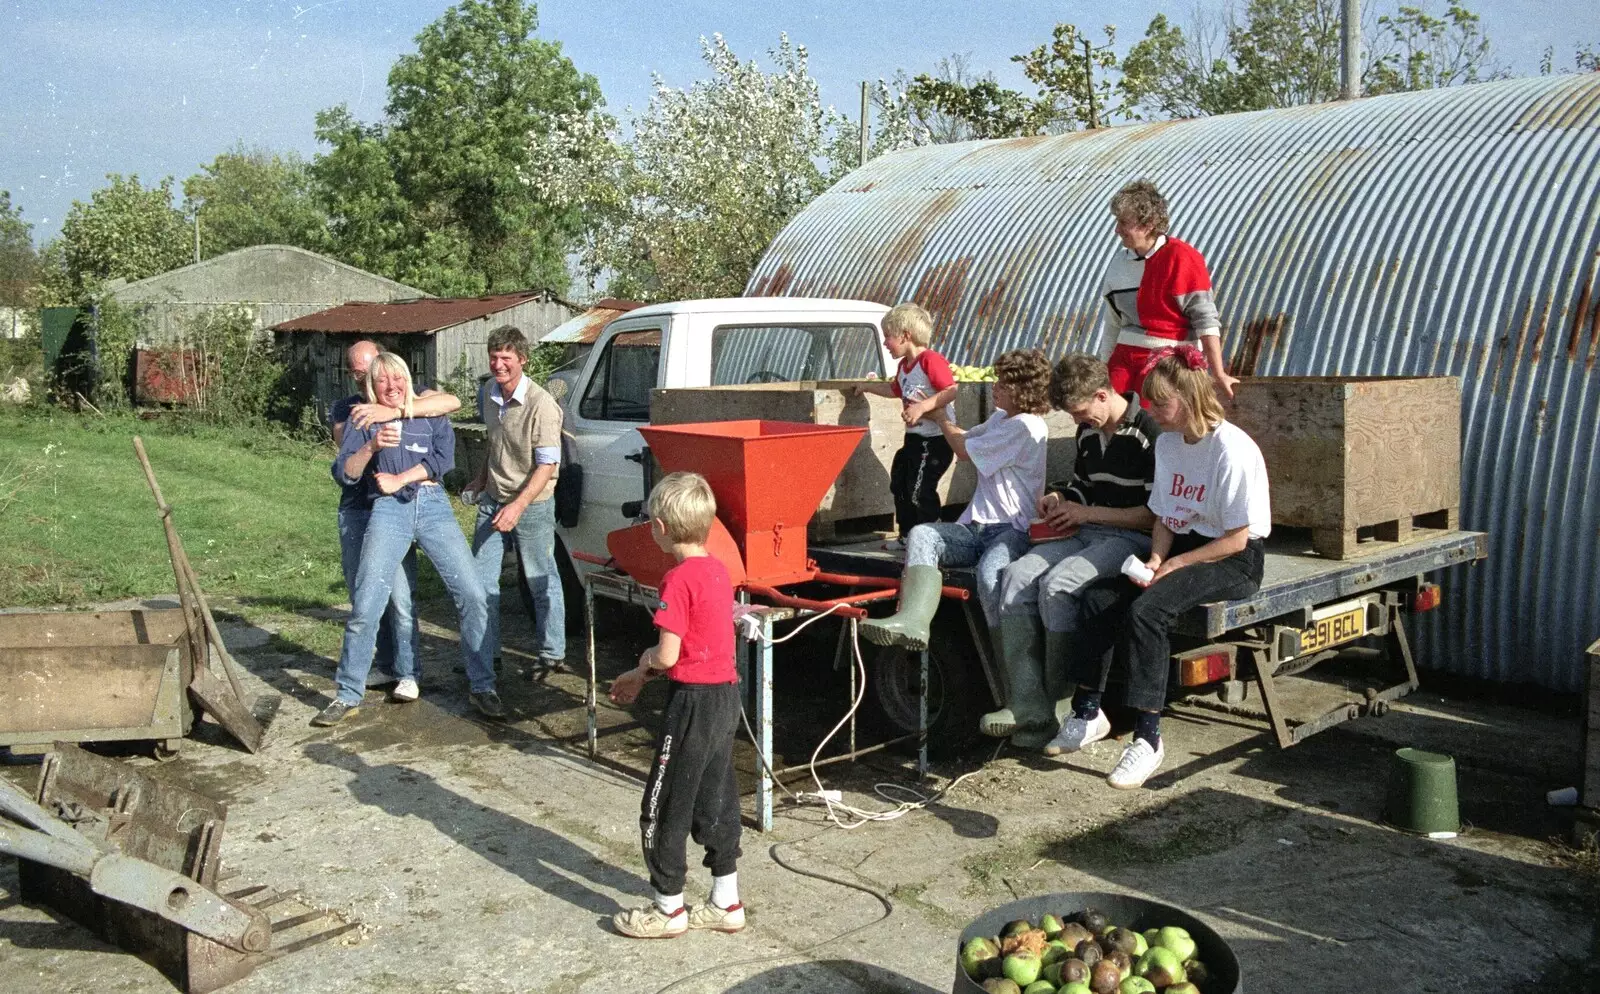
<box><xmin>750</xmin><ymin>72</ymin><xmax>1600</xmax><ymax>693</ymax></box>
<box><xmin>273</xmin><ymin>290</ymin><xmax>553</xmax><ymax>335</ymax></box>
<box><xmin>540</xmin><ymin>298</ymin><xmax>643</xmax><ymax>344</ymax></box>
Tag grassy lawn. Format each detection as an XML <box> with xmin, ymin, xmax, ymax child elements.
<box><xmin>0</xmin><ymin>410</ymin><xmax>467</xmax><ymax>655</ymax></box>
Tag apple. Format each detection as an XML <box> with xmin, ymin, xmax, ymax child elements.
<box><xmin>1130</xmin><ymin>931</ymin><xmax>1148</xmax><ymax>957</ymax></box>
<box><xmin>1060</xmin><ymin>984</ymin><xmax>1093</xmax><ymax>994</ymax></box>
<box><xmin>1042</xmin><ymin>940</ymin><xmax>1072</xmax><ymax>966</ymax></box>
<box><xmin>1120</xmin><ymin>978</ymin><xmax>1157</xmax><ymax>994</ymax></box>
<box><xmin>1023</xmin><ymin>983</ymin><xmax>1056</xmax><ymax>994</ymax></box>
<box><xmin>1181</xmin><ymin>959</ymin><xmax>1210</xmax><ymax>987</ymax></box>
<box><xmin>1003</xmin><ymin>952</ymin><xmax>1043</xmax><ymax>988</ymax></box>
<box><xmin>1136</xmin><ymin>946</ymin><xmax>1186</xmax><ymax>988</ymax></box>
<box><xmin>1040</xmin><ymin>913</ymin><xmax>1064</xmax><ymax>938</ymax></box>
<box><xmin>1165</xmin><ymin>984</ymin><xmax>1202</xmax><ymax>994</ymax></box>
<box><xmin>962</xmin><ymin>937</ymin><xmax>1001</xmax><ymax>979</ymax></box>
<box><xmin>1155</xmin><ymin>926</ymin><xmax>1197</xmax><ymax>963</ymax></box>
<box><xmin>1059</xmin><ymin>958</ymin><xmax>1091</xmax><ymax>985</ymax></box>
<box><xmin>982</xmin><ymin>980</ymin><xmax>1022</xmax><ymax>994</ymax></box>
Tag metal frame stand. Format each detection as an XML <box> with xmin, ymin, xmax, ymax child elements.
<box><xmin>580</xmin><ymin>566</ymin><xmax>929</xmax><ymax>832</ymax></box>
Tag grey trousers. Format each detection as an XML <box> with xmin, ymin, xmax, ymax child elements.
<box><xmin>999</xmin><ymin>524</ymin><xmax>1152</xmax><ymax>632</ymax></box>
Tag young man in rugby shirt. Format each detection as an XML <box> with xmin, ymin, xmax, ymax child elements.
<box><xmin>983</xmin><ymin>353</ymin><xmax>1160</xmax><ymax>750</ymax></box>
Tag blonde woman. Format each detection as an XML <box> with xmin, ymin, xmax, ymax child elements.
<box><xmin>318</xmin><ymin>352</ymin><xmax>495</xmax><ymax>726</ymax></box>
<box><xmin>1045</xmin><ymin>346</ymin><xmax>1270</xmax><ymax>787</ymax></box>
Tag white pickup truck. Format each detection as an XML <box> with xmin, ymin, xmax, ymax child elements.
<box><xmin>552</xmin><ymin>296</ymin><xmax>893</xmax><ymax>586</ymax></box>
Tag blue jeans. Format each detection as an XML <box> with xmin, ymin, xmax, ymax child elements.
<box><xmin>998</xmin><ymin>524</ymin><xmax>1153</xmax><ymax>632</ymax></box>
<box><xmin>337</xmin><ymin>506</ymin><xmax>418</xmax><ymax>680</ymax></box>
<box><xmin>906</xmin><ymin>521</ymin><xmax>1030</xmax><ymax>627</ymax></box>
<box><xmin>472</xmin><ymin>496</ymin><xmax>566</xmax><ymax>662</ymax></box>
<box><xmin>334</xmin><ymin>486</ymin><xmax>492</xmax><ymax>702</ymax></box>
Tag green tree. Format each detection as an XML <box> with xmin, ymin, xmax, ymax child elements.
<box><xmin>889</xmin><ymin>25</ymin><xmax>1118</xmax><ymax>143</ymax></box>
<box><xmin>50</xmin><ymin>174</ymin><xmax>190</xmax><ymax>303</ymax></box>
<box><xmin>1366</xmin><ymin>3</ymin><xmax>1498</xmax><ymax>93</ymax></box>
<box><xmin>312</xmin><ymin>0</ymin><xmax>603</xmax><ymax>297</ymax></box>
<box><xmin>1538</xmin><ymin>42</ymin><xmax>1600</xmax><ymax>75</ymax></box>
<box><xmin>1121</xmin><ymin>0</ymin><xmax>1501</xmax><ymax>119</ymax></box>
<box><xmin>183</xmin><ymin>144</ymin><xmax>329</xmax><ymax>258</ymax></box>
<box><xmin>566</xmin><ymin>34</ymin><xmax>844</xmax><ymax>300</ymax></box>
<box><xmin>0</xmin><ymin>191</ymin><xmax>37</xmax><ymax>309</ymax></box>
<box><xmin>1014</xmin><ymin>23</ymin><xmax>1121</xmax><ymax>129</ymax></box>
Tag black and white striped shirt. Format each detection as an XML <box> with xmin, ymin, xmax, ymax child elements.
<box><xmin>1051</xmin><ymin>392</ymin><xmax>1161</xmax><ymax>509</ymax></box>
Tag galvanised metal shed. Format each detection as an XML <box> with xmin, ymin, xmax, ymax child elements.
<box><xmin>749</xmin><ymin>73</ymin><xmax>1600</xmax><ymax>691</ymax></box>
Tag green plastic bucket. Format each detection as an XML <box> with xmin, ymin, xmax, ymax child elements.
<box><xmin>1385</xmin><ymin>747</ymin><xmax>1460</xmax><ymax>836</ymax></box>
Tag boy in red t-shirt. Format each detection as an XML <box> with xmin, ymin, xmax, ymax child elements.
<box><xmin>608</xmin><ymin>471</ymin><xmax>744</xmax><ymax>939</ymax></box>
<box><xmin>850</xmin><ymin>302</ymin><xmax>959</xmax><ymax>549</ymax></box>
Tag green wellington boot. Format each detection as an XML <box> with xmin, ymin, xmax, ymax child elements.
<box><xmin>978</xmin><ymin>624</ymin><xmax>1014</xmax><ymax>737</ymax></box>
<box><xmin>1044</xmin><ymin>629</ymin><xmax>1076</xmax><ymax>725</ymax></box>
<box><xmin>860</xmin><ymin>565</ymin><xmax>944</xmax><ymax>650</ymax></box>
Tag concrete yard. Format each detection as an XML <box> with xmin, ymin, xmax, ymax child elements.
<box><xmin>2</xmin><ymin>596</ymin><xmax>1595</xmax><ymax>994</ymax></box>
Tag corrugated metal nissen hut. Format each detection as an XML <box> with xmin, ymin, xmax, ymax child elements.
<box><xmin>749</xmin><ymin>73</ymin><xmax>1600</xmax><ymax>692</ymax></box>
<box><xmin>273</xmin><ymin>290</ymin><xmax>573</xmax><ymax>417</ymax></box>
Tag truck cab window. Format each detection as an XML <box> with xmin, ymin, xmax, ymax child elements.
<box><xmin>710</xmin><ymin>324</ymin><xmax>881</xmax><ymax>385</ymax></box>
<box><xmin>579</xmin><ymin>329</ymin><xmax>661</xmax><ymax>421</ymax></box>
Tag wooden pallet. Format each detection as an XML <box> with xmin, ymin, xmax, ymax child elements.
<box><xmin>1311</xmin><ymin>506</ymin><xmax>1459</xmax><ymax>560</ymax></box>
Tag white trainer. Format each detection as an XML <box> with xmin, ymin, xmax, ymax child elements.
<box><xmin>1043</xmin><ymin>709</ymin><xmax>1111</xmax><ymax>756</ymax></box>
<box><xmin>1107</xmin><ymin>737</ymin><xmax>1165</xmax><ymax>789</ymax></box>
<box><xmin>392</xmin><ymin>678</ymin><xmax>419</xmax><ymax>702</ymax></box>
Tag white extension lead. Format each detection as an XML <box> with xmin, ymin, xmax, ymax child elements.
<box><xmin>737</xmin><ymin>609</ymin><xmax>987</xmax><ymax>830</ymax></box>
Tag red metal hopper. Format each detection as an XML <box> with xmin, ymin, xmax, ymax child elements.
<box><xmin>638</xmin><ymin>420</ymin><xmax>868</xmax><ymax>586</ymax></box>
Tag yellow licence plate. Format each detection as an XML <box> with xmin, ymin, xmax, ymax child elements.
<box><xmin>1301</xmin><ymin>606</ymin><xmax>1367</xmax><ymax>654</ymax></box>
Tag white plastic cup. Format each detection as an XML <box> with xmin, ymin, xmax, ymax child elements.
<box><xmin>1548</xmin><ymin>786</ymin><xmax>1580</xmax><ymax>807</ymax></box>
<box><xmin>1121</xmin><ymin>554</ymin><xmax>1155</xmax><ymax>585</ymax></box>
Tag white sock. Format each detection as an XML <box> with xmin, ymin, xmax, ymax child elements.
<box><xmin>653</xmin><ymin>891</ymin><xmax>683</xmax><ymax>914</ymax></box>
<box><xmin>710</xmin><ymin>872</ymin><xmax>739</xmax><ymax>909</ymax></box>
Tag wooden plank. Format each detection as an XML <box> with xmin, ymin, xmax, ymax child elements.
<box><xmin>0</xmin><ymin>645</ymin><xmax>184</xmax><ymax>742</ymax></box>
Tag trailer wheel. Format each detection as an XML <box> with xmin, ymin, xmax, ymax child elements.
<box><xmin>862</xmin><ymin>615</ymin><xmax>982</xmax><ymax>759</ymax></box>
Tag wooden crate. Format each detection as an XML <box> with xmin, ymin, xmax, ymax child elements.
<box><xmin>1228</xmin><ymin>376</ymin><xmax>1461</xmax><ymax>559</ymax></box>
<box><xmin>650</xmin><ymin>381</ymin><xmax>1077</xmax><ymax>535</ymax></box>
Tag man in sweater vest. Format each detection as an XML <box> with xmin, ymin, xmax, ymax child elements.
<box><xmin>466</xmin><ymin>326</ymin><xmax>566</xmax><ymax>698</ymax></box>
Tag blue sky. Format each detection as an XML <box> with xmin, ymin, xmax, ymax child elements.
<box><xmin>3</xmin><ymin>0</ymin><xmax>1596</xmax><ymax>242</ymax></box>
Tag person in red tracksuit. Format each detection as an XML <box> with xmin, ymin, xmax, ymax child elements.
<box><xmin>1100</xmin><ymin>180</ymin><xmax>1239</xmax><ymax>400</ymax></box>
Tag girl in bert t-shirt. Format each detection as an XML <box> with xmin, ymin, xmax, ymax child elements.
<box><xmin>1046</xmin><ymin>346</ymin><xmax>1270</xmax><ymax>789</ymax></box>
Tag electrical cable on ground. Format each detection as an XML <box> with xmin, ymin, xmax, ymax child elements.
<box><xmin>648</xmin><ymin>608</ymin><xmax>998</xmax><ymax>992</ymax></box>
<box><xmin>649</xmin><ymin>830</ymin><xmax>895</xmax><ymax>994</ymax></box>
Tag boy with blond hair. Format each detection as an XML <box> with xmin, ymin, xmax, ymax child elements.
<box><xmin>852</xmin><ymin>302</ymin><xmax>959</xmax><ymax>549</ymax></box>
<box><xmin>609</xmin><ymin>472</ymin><xmax>745</xmax><ymax>939</ymax></box>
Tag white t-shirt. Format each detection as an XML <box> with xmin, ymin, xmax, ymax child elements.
<box><xmin>1147</xmin><ymin>420</ymin><xmax>1272</xmax><ymax>540</ymax></box>
<box><xmin>959</xmin><ymin>411</ymin><xmax>1049</xmax><ymax>531</ymax></box>
<box><xmin>894</xmin><ymin>352</ymin><xmax>957</xmax><ymax>438</ymax></box>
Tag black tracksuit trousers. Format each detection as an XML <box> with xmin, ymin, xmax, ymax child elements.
<box><xmin>891</xmin><ymin>433</ymin><xmax>954</xmax><ymax>538</ymax></box>
<box><xmin>639</xmin><ymin>680</ymin><xmax>743</xmax><ymax>896</ymax></box>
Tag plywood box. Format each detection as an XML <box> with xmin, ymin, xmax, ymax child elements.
<box><xmin>1228</xmin><ymin>376</ymin><xmax>1461</xmax><ymax>559</ymax></box>
<box><xmin>0</xmin><ymin>608</ymin><xmax>196</xmax><ymax>751</ymax></box>
<box><xmin>651</xmin><ymin>382</ymin><xmax>1077</xmax><ymax>534</ymax></box>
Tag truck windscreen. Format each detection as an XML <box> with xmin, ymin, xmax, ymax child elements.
<box><xmin>709</xmin><ymin>323</ymin><xmax>881</xmax><ymax>385</ymax></box>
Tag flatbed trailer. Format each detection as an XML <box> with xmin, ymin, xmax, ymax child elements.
<box><xmin>808</xmin><ymin>528</ymin><xmax>1487</xmax><ymax>750</ymax></box>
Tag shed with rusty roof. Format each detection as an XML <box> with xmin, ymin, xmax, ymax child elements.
<box><xmin>749</xmin><ymin>73</ymin><xmax>1600</xmax><ymax>691</ymax></box>
<box><xmin>273</xmin><ymin>290</ymin><xmax>572</xmax><ymax>416</ymax></box>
